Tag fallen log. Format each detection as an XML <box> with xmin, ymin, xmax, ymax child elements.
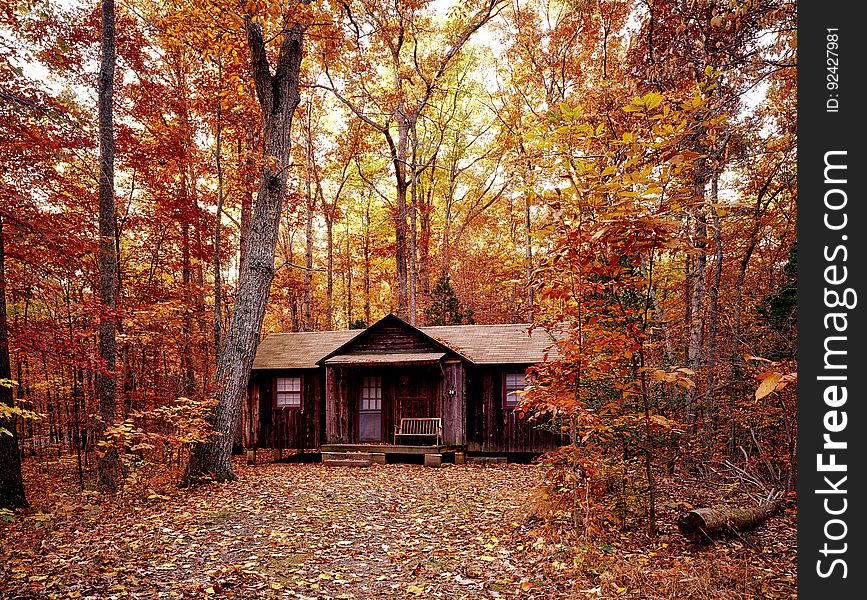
<box><xmin>677</xmin><ymin>499</ymin><xmax>784</xmax><ymax>542</ymax></box>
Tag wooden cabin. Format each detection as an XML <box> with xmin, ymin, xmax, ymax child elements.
<box><xmin>243</xmin><ymin>314</ymin><xmax>565</xmax><ymax>459</ymax></box>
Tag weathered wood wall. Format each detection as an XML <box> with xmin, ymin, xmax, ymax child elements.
<box><xmin>343</xmin><ymin>323</ymin><xmax>441</xmax><ymax>354</ymax></box>
<box><xmin>441</xmin><ymin>360</ymin><xmax>466</xmax><ymax>445</ymax></box>
<box><xmin>466</xmin><ymin>366</ymin><xmax>566</xmax><ymax>453</ymax></box>
<box><xmin>241</xmin><ymin>381</ymin><xmax>260</xmax><ymax>447</ymax></box>
<box><xmin>325</xmin><ymin>366</ymin><xmax>352</xmax><ymax>443</ymax></box>
<box><xmin>245</xmin><ymin>370</ymin><xmax>321</xmax><ymax>451</ymax></box>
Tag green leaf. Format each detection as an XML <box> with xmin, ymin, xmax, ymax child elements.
<box><xmin>643</xmin><ymin>92</ymin><xmax>663</xmax><ymax>110</ymax></box>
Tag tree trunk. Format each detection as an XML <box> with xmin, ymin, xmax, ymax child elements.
<box><xmin>441</xmin><ymin>195</ymin><xmax>453</xmax><ymax>276</ymax></box>
<box><xmin>213</xmin><ymin>61</ymin><xmax>224</xmax><ymax>362</ymax></box>
<box><xmin>96</xmin><ymin>0</ymin><xmax>121</xmax><ymax>494</ymax></box>
<box><xmin>418</xmin><ymin>184</ymin><xmax>432</xmax><ymax>299</ymax></box>
<box><xmin>363</xmin><ymin>196</ymin><xmax>371</xmax><ymax>325</ymax></box>
<box><xmin>314</xmin><ymin>161</ymin><xmax>343</xmax><ymax>331</ymax></box>
<box><xmin>325</xmin><ymin>217</ymin><xmax>333</xmax><ymax>329</ymax></box>
<box><xmin>239</xmin><ymin>135</ymin><xmax>255</xmax><ymax>277</ymax></box>
<box><xmin>392</xmin><ymin>135</ymin><xmax>409</xmax><ymax>318</ymax></box>
<box><xmin>684</xmin><ymin>167</ymin><xmax>707</xmax><ymax>429</ymax></box>
<box><xmin>344</xmin><ymin>215</ymin><xmax>351</xmax><ymax>326</ymax></box>
<box><xmin>182</xmin><ymin>16</ymin><xmax>304</xmax><ymax>486</ymax></box>
<box><xmin>408</xmin><ymin>124</ymin><xmax>419</xmax><ymax>325</ymax></box>
<box><xmin>677</xmin><ymin>499</ymin><xmax>784</xmax><ymax>542</ymax></box>
<box><xmin>175</xmin><ymin>55</ymin><xmax>200</xmax><ymax>398</ymax></box>
<box><xmin>704</xmin><ymin>173</ymin><xmax>723</xmax><ymax>437</ymax></box>
<box><xmin>524</xmin><ymin>194</ymin><xmax>534</xmax><ymax>323</ymax></box>
<box><xmin>181</xmin><ymin>216</ymin><xmax>195</xmax><ymax>395</ymax></box>
<box><xmin>0</xmin><ymin>216</ymin><xmax>28</xmax><ymax>509</ymax></box>
<box><xmin>728</xmin><ymin>168</ymin><xmax>787</xmax><ymax>458</ymax></box>
<box><xmin>303</xmin><ymin>105</ymin><xmax>315</xmax><ymax>331</ymax></box>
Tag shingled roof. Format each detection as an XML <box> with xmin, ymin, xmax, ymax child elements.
<box><xmin>421</xmin><ymin>324</ymin><xmax>559</xmax><ymax>364</ymax></box>
<box><xmin>251</xmin><ymin>330</ymin><xmax>361</xmax><ymax>370</ymax></box>
<box><xmin>252</xmin><ymin>317</ymin><xmax>559</xmax><ymax>370</ymax></box>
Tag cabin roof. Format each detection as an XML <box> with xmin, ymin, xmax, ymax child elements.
<box><xmin>421</xmin><ymin>324</ymin><xmax>558</xmax><ymax>365</ymax></box>
<box><xmin>252</xmin><ymin>316</ymin><xmax>558</xmax><ymax>370</ymax></box>
<box><xmin>252</xmin><ymin>329</ymin><xmax>362</xmax><ymax>370</ymax></box>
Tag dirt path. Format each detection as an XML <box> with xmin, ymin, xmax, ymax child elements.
<box><xmin>1</xmin><ymin>461</ymin><xmax>573</xmax><ymax>599</ymax></box>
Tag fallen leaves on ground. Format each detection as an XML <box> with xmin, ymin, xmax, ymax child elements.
<box><xmin>0</xmin><ymin>457</ymin><xmax>796</xmax><ymax>599</ymax></box>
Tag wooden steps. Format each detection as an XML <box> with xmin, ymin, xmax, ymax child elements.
<box><xmin>321</xmin><ymin>451</ymin><xmax>377</xmax><ymax>467</ymax></box>
<box><xmin>321</xmin><ymin>450</ymin><xmax>446</xmax><ymax>467</ymax></box>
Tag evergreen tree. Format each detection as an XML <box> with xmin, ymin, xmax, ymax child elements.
<box><xmin>757</xmin><ymin>246</ymin><xmax>797</xmax><ymax>333</ymax></box>
<box><xmin>425</xmin><ymin>272</ymin><xmax>475</xmax><ymax>326</ymax></box>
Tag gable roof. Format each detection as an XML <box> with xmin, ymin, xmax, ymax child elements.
<box><xmin>252</xmin><ymin>315</ymin><xmax>559</xmax><ymax>370</ymax></box>
<box><xmin>252</xmin><ymin>329</ymin><xmax>362</xmax><ymax>370</ymax></box>
<box><xmin>318</xmin><ymin>313</ymin><xmax>471</xmax><ymax>364</ymax></box>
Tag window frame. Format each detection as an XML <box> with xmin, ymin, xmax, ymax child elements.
<box><xmin>274</xmin><ymin>375</ymin><xmax>303</xmax><ymax>410</ymax></box>
<box><xmin>359</xmin><ymin>374</ymin><xmax>383</xmax><ymax>412</ymax></box>
<box><xmin>502</xmin><ymin>370</ymin><xmax>528</xmax><ymax>410</ymax></box>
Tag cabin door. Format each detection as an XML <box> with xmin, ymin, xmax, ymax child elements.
<box><xmin>358</xmin><ymin>374</ymin><xmax>383</xmax><ymax>442</ymax></box>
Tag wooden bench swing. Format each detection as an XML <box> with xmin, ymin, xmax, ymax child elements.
<box><xmin>393</xmin><ymin>417</ymin><xmax>442</xmax><ymax>446</ymax></box>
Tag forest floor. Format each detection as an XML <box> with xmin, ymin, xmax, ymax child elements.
<box><xmin>1</xmin><ymin>456</ymin><xmax>796</xmax><ymax>599</ymax></box>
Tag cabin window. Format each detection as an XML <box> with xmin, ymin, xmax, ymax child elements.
<box><xmin>360</xmin><ymin>375</ymin><xmax>382</xmax><ymax>411</ymax></box>
<box><xmin>275</xmin><ymin>376</ymin><xmax>302</xmax><ymax>409</ymax></box>
<box><xmin>503</xmin><ymin>372</ymin><xmax>528</xmax><ymax>409</ymax></box>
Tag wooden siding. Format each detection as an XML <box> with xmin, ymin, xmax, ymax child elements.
<box><xmin>244</xmin><ymin>370</ymin><xmax>321</xmax><ymax>451</ymax></box>
<box><xmin>441</xmin><ymin>360</ymin><xmax>466</xmax><ymax>445</ymax></box>
<box><xmin>466</xmin><ymin>366</ymin><xmax>566</xmax><ymax>453</ymax></box>
<box><xmin>241</xmin><ymin>381</ymin><xmax>261</xmax><ymax>447</ymax></box>
<box><xmin>343</xmin><ymin>323</ymin><xmax>443</xmax><ymax>355</ymax></box>
<box><xmin>325</xmin><ymin>366</ymin><xmax>351</xmax><ymax>443</ymax></box>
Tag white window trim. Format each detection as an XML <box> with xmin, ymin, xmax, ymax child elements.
<box><xmin>275</xmin><ymin>376</ymin><xmax>303</xmax><ymax>409</ymax></box>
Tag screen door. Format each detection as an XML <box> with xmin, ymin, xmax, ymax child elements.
<box><xmin>359</xmin><ymin>375</ymin><xmax>382</xmax><ymax>442</ymax></box>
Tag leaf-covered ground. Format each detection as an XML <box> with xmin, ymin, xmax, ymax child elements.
<box><xmin>1</xmin><ymin>457</ymin><xmax>796</xmax><ymax>599</ymax></box>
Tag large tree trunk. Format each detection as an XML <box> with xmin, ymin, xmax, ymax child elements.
<box><xmin>182</xmin><ymin>16</ymin><xmax>304</xmax><ymax>486</ymax></box>
<box><xmin>239</xmin><ymin>151</ymin><xmax>254</xmax><ymax>275</ymax></box>
<box><xmin>677</xmin><ymin>499</ymin><xmax>784</xmax><ymax>542</ymax></box>
<box><xmin>95</xmin><ymin>0</ymin><xmax>120</xmax><ymax>494</ymax></box>
<box><xmin>0</xmin><ymin>217</ymin><xmax>28</xmax><ymax>509</ymax></box>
